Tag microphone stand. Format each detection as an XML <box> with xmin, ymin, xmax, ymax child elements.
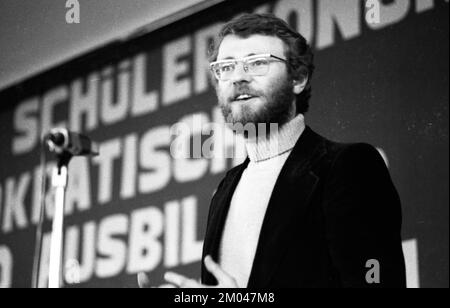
<box><xmin>48</xmin><ymin>152</ymin><xmax>73</xmax><ymax>288</ymax></box>
<box><xmin>34</xmin><ymin>129</ymin><xmax>98</xmax><ymax>288</ymax></box>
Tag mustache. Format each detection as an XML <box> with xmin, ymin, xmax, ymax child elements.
<box><xmin>228</xmin><ymin>85</ymin><xmax>262</xmax><ymax>102</ymax></box>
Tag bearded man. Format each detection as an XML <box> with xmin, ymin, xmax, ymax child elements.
<box><xmin>160</xmin><ymin>13</ymin><xmax>406</xmax><ymax>288</ymax></box>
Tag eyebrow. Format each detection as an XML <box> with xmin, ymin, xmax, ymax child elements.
<box><xmin>219</xmin><ymin>53</ymin><xmax>258</xmax><ymax>61</ymax></box>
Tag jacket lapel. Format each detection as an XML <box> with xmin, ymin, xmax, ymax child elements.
<box><xmin>247</xmin><ymin>126</ymin><xmax>327</xmax><ymax>287</ymax></box>
<box><xmin>202</xmin><ymin>158</ymin><xmax>249</xmax><ymax>272</ymax></box>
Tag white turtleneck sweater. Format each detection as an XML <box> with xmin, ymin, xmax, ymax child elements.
<box><xmin>219</xmin><ymin>114</ymin><xmax>306</xmax><ymax>288</ymax></box>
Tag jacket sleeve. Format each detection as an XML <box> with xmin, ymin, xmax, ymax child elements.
<box><xmin>322</xmin><ymin>143</ymin><xmax>406</xmax><ymax>288</ymax></box>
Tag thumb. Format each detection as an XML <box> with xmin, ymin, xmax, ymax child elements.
<box><xmin>137</xmin><ymin>272</ymin><xmax>151</xmax><ymax>288</ymax></box>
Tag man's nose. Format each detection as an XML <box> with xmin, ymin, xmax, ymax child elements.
<box><xmin>230</xmin><ymin>63</ymin><xmax>252</xmax><ymax>84</ymax></box>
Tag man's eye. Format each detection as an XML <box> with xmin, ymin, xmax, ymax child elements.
<box><xmin>220</xmin><ymin>64</ymin><xmax>234</xmax><ymax>72</ymax></box>
<box><xmin>248</xmin><ymin>59</ymin><xmax>267</xmax><ymax>67</ymax></box>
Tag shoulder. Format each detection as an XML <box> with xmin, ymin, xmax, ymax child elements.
<box><xmin>309</xmin><ymin>131</ymin><xmax>389</xmax><ymax>180</ymax></box>
<box><xmin>326</xmin><ymin>141</ymin><xmax>385</xmax><ymax>168</ymax></box>
<box><xmin>317</xmin><ymin>136</ymin><xmax>395</xmax><ymax>196</ymax></box>
<box><xmin>294</xmin><ymin>127</ymin><xmax>386</xmax><ymax>172</ymax></box>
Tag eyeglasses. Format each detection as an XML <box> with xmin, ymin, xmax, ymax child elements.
<box><xmin>210</xmin><ymin>53</ymin><xmax>288</xmax><ymax>81</ymax></box>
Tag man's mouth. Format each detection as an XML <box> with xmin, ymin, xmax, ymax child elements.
<box><xmin>232</xmin><ymin>94</ymin><xmax>257</xmax><ymax>102</ymax></box>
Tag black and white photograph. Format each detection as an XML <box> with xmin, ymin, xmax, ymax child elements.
<box><xmin>0</xmin><ymin>0</ymin><xmax>448</xmax><ymax>291</ymax></box>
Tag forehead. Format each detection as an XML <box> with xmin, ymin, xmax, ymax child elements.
<box><xmin>217</xmin><ymin>34</ymin><xmax>286</xmax><ymax>60</ymax></box>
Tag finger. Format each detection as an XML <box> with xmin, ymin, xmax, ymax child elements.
<box><xmin>164</xmin><ymin>272</ymin><xmax>200</xmax><ymax>288</ymax></box>
<box><xmin>204</xmin><ymin>255</ymin><xmax>235</xmax><ymax>285</ymax></box>
<box><xmin>137</xmin><ymin>272</ymin><xmax>151</xmax><ymax>288</ymax></box>
<box><xmin>164</xmin><ymin>272</ymin><xmax>187</xmax><ymax>287</ymax></box>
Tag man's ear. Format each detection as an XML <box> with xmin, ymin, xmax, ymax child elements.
<box><xmin>293</xmin><ymin>77</ymin><xmax>308</xmax><ymax>95</ymax></box>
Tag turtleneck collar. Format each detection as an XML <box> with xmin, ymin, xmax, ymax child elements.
<box><xmin>245</xmin><ymin>114</ymin><xmax>305</xmax><ymax>163</ymax></box>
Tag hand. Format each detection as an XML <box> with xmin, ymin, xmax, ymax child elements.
<box><xmin>164</xmin><ymin>255</ymin><xmax>238</xmax><ymax>288</ymax></box>
<box><xmin>137</xmin><ymin>272</ymin><xmax>176</xmax><ymax>288</ymax></box>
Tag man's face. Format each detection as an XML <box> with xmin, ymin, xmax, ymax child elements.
<box><xmin>214</xmin><ymin>34</ymin><xmax>297</xmax><ymax>128</ymax></box>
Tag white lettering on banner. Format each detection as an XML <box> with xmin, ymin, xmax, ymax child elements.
<box><xmin>2</xmin><ymin>106</ymin><xmax>241</xmax><ymax>235</ymax></box>
<box><xmin>64</xmin><ymin>222</ymin><xmax>96</xmax><ymax>284</ymax></box>
<box><xmin>2</xmin><ymin>173</ymin><xmax>30</xmax><ymax>234</ymax></box>
<box><xmin>0</xmin><ymin>246</ymin><xmax>13</xmax><ymax>288</ymax></box>
<box><xmin>317</xmin><ymin>0</ymin><xmax>361</xmax><ymax>50</ymax></box>
<box><xmin>47</xmin><ymin>214</ymin><xmax>422</xmax><ymax>287</ymax></box>
<box><xmin>172</xmin><ymin>113</ymin><xmax>210</xmax><ymax>183</ymax></box>
<box><xmin>10</xmin><ymin>1</ymin><xmax>441</xmax><ymax>157</ymax></box>
<box><xmin>100</xmin><ymin>61</ymin><xmax>131</xmax><ymax>125</ymax></box>
<box><xmin>169</xmin><ymin>109</ymin><xmax>246</xmax><ymax>166</ymax></box>
<box><xmin>163</xmin><ymin>36</ymin><xmax>192</xmax><ymax>106</ymax></box>
<box><xmin>127</xmin><ymin>207</ymin><xmax>163</xmax><ymax>273</ymax></box>
<box><xmin>28</xmin><ymin>160</ymin><xmax>87</xmax><ymax>223</ymax></box>
<box><xmin>96</xmin><ymin>214</ymin><xmax>129</xmax><ymax>278</ymax></box>
<box><xmin>367</xmin><ymin>0</ymin><xmax>411</xmax><ymax>30</ymax></box>
<box><xmin>120</xmin><ymin>134</ymin><xmax>138</xmax><ymax>200</ymax></box>
<box><xmin>139</xmin><ymin>126</ymin><xmax>172</xmax><ymax>195</ymax></box>
<box><xmin>41</xmin><ymin>86</ymin><xmax>68</xmax><ymax>137</ymax></box>
<box><xmin>70</xmin><ymin>73</ymin><xmax>99</xmax><ymax>132</ymax></box>
<box><xmin>164</xmin><ymin>201</ymin><xmax>180</xmax><ymax>267</ymax></box>
<box><xmin>65</xmin><ymin>157</ymin><xmax>92</xmax><ymax>214</ymax></box>
<box><xmin>181</xmin><ymin>196</ymin><xmax>203</xmax><ymax>265</ymax></box>
<box><xmin>12</xmin><ymin>53</ymin><xmax>161</xmax><ymax>154</ymax></box>
<box><xmin>274</xmin><ymin>0</ymin><xmax>314</xmax><ymax>44</ymax></box>
<box><xmin>194</xmin><ymin>22</ymin><xmax>223</xmax><ymax>94</ymax></box>
<box><xmin>32</xmin><ymin>196</ymin><xmax>202</xmax><ymax>284</ymax></box>
<box><xmin>93</xmin><ymin>138</ymin><xmax>121</xmax><ymax>204</ymax></box>
<box><xmin>132</xmin><ymin>54</ymin><xmax>159</xmax><ymax>116</ymax></box>
<box><xmin>12</xmin><ymin>97</ymin><xmax>40</xmax><ymax>155</ymax></box>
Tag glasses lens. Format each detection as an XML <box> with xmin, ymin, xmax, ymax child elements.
<box><xmin>211</xmin><ymin>56</ymin><xmax>273</xmax><ymax>80</ymax></box>
<box><xmin>212</xmin><ymin>62</ymin><xmax>235</xmax><ymax>80</ymax></box>
<box><xmin>246</xmin><ymin>58</ymin><xmax>270</xmax><ymax>75</ymax></box>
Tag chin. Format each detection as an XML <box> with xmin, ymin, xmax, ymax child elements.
<box><xmin>230</xmin><ymin>113</ymin><xmax>264</xmax><ymax>127</ymax></box>
<box><xmin>220</xmin><ymin>100</ymin><xmax>267</xmax><ymax>126</ymax></box>
<box><xmin>234</xmin><ymin>102</ymin><xmax>263</xmax><ymax>121</ymax></box>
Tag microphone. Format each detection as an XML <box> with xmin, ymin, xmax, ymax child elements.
<box><xmin>44</xmin><ymin>128</ymin><xmax>99</xmax><ymax>156</ymax></box>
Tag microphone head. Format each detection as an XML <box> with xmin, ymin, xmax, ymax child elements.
<box><xmin>49</xmin><ymin>132</ymin><xmax>66</xmax><ymax>147</ymax></box>
<box><xmin>44</xmin><ymin>128</ymin><xmax>98</xmax><ymax>156</ymax></box>
<box><xmin>45</xmin><ymin>128</ymin><xmax>69</xmax><ymax>154</ymax></box>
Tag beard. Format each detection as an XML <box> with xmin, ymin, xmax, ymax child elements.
<box><xmin>217</xmin><ymin>75</ymin><xmax>296</xmax><ymax>131</ymax></box>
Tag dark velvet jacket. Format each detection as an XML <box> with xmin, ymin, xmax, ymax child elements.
<box><xmin>201</xmin><ymin>126</ymin><xmax>406</xmax><ymax>288</ymax></box>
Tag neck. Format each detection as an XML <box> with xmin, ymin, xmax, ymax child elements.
<box><xmin>245</xmin><ymin>113</ymin><xmax>305</xmax><ymax>162</ymax></box>
<box><xmin>243</xmin><ymin>104</ymin><xmax>298</xmax><ymax>140</ymax></box>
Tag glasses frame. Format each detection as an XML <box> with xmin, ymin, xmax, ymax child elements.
<box><xmin>210</xmin><ymin>53</ymin><xmax>288</xmax><ymax>81</ymax></box>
